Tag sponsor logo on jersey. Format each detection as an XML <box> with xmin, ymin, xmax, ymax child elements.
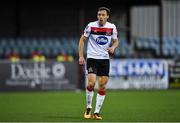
<box><xmin>96</xmin><ymin>36</ymin><xmax>108</xmax><ymax>45</ymax></box>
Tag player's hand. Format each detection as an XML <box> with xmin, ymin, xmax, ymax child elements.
<box><xmin>79</xmin><ymin>56</ymin><xmax>85</xmax><ymax>65</ymax></box>
<box><xmin>107</xmin><ymin>46</ymin><xmax>115</xmax><ymax>54</ymax></box>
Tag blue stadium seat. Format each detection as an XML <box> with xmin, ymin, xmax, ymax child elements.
<box><xmin>20</xmin><ymin>47</ymin><xmax>29</xmax><ymax>58</ymax></box>
<box><xmin>135</xmin><ymin>39</ymin><xmax>143</xmax><ymax>49</ymax></box>
<box><xmin>166</xmin><ymin>40</ymin><xmax>176</xmax><ymax>57</ymax></box>
<box><xmin>0</xmin><ymin>38</ymin><xmax>8</xmax><ymax>48</ymax></box>
<box><xmin>31</xmin><ymin>39</ymin><xmax>39</xmax><ymax>50</ymax></box>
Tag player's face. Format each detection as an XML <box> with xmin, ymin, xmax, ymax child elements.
<box><xmin>97</xmin><ymin>10</ymin><xmax>109</xmax><ymax>26</ymax></box>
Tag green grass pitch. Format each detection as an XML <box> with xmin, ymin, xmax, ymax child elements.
<box><xmin>0</xmin><ymin>90</ymin><xmax>180</xmax><ymax>122</ymax></box>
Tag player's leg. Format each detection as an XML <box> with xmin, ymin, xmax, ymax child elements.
<box><xmin>84</xmin><ymin>74</ymin><xmax>96</xmax><ymax>119</ymax></box>
<box><xmin>84</xmin><ymin>58</ymin><xmax>97</xmax><ymax>119</ymax></box>
<box><xmin>93</xmin><ymin>59</ymin><xmax>109</xmax><ymax>120</ymax></box>
<box><xmin>93</xmin><ymin>76</ymin><xmax>108</xmax><ymax>120</ymax></box>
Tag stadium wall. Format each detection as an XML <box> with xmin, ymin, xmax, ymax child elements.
<box><xmin>131</xmin><ymin>6</ymin><xmax>159</xmax><ymax>39</ymax></box>
<box><xmin>162</xmin><ymin>0</ymin><xmax>180</xmax><ymax>39</ymax></box>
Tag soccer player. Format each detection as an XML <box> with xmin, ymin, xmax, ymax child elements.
<box><xmin>78</xmin><ymin>7</ymin><xmax>119</xmax><ymax>120</ymax></box>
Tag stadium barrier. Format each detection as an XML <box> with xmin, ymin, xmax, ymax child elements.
<box><xmin>0</xmin><ymin>60</ymin><xmax>79</xmax><ymax>91</ymax></box>
<box><xmin>169</xmin><ymin>60</ymin><xmax>180</xmax><ymax>89</ymax></box>
<box><xmin>1</xmin><ymin>59</ymin><xmax>177</xmax><ymax>91</ymax></box>
<box><xmin>107</xmin><ymin>59</ymin><xmax>169</xmax><ymax>89</ymax></box>
<box><xmin>88</xmin><ymin>59</ymin><xmax>169</xmax><ymax>90</ymax></box>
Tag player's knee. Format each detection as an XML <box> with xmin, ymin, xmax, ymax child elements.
<box><xmin>99</xmin><ymin>78</ymin><xmax>108</xmax><ymax>87</ymax></box>
<box><xmin>89</xmin><ymin>81</ymin><xmax>95</xmax><ymax>87</ymax></box>
<box><xmin>88</xmin><ymin>78</ymin><xmax>96</xmax><ymax>84</ymax></box>
<box><xmin>104</xmin><ymin>79</ymin><xmax>108</xmax><ymax>84</ymax></box>
<box><xmin>99</xmin><ymin>83</ymin><xmax>106</xmax><ymax>90</ymax></box>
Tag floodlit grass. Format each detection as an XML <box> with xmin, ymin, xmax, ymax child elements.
<box><xmin>0</xmin><ymin>90</ymin><xmax>180</xmax><ymax>122</ymax></box>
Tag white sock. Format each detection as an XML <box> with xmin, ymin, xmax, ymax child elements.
<box><xmin>86</xmin><ymin>89</ymin><xmax>94</xmax><ymax>109</ymax></box>
<box><xmin>94</xmin><ymin>93</ymin><xmax>105</xmax><ymax>113</ymax></box>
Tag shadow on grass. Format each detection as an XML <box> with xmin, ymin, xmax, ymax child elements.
<box><xmin>44</xmin><ymin>115</ymin><xmax>101</xmax><ymax>122</ymax></box>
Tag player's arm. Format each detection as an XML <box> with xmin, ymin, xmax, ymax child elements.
<box><xmin>108</xmin><ymin>38</ymin><xmax>119</xmax><ymax>54</ymax></box>
<box><xmin>79</xmin><ymin>24</ymin><xmax>91</xmax><ymax>65</ymax></box>
<box><xmin>79</xmin><ymin>35</ymin><xmax>87</xmax><ymax>65</ymax></box>
<box><xmin>108</xmin><ymin>24</ymin><xmax>119</xmax><ymax>54</ymax></box>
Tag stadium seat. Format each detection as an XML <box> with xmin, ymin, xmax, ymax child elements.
<box><xmin>4</xmin><ymin>36</ymin><xmax>179</xmax><ymax>59</ymax></box>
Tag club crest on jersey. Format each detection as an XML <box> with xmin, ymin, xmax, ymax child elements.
<box><xmin>96</xmin><ymin>36</ymin><xmax>108</xmax><ymax>45</ymax></box>
<box><xmin>106</xmin><ymin>31</ymin><xmax>112</xmax><ymax>36</ymax></box>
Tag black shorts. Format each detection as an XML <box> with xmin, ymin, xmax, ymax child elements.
<box><xmin>86</xmin><ymin>58</ymin><xmax>110</xmax><ymax>76</ymax></box>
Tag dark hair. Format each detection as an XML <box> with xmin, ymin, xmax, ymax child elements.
<box><xmin>98</xmin><ymin>7</ymin><xmax>110</xmax><ymax>15</ymax></box>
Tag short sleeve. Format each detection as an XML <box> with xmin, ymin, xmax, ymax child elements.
<box><xmin>112</xmin><ymin>24</ymin><xmax>118</xmax><ymax>39</ymax></box>
<box><xmin>83</xmin><ymin>24</ymin><xmax>91</xmax><ymax>37</ymax></box>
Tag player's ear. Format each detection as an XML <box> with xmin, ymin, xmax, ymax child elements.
<box><xmin>107</xmin><ymin>15</ymin><xmax>109</xmax><ymax>19</ymax></box>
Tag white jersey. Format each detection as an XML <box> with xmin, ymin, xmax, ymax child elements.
<box><xmin>83</xmin><ymin>21</ymin><xmax>118</xmax><ymax>59</ymax></box>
